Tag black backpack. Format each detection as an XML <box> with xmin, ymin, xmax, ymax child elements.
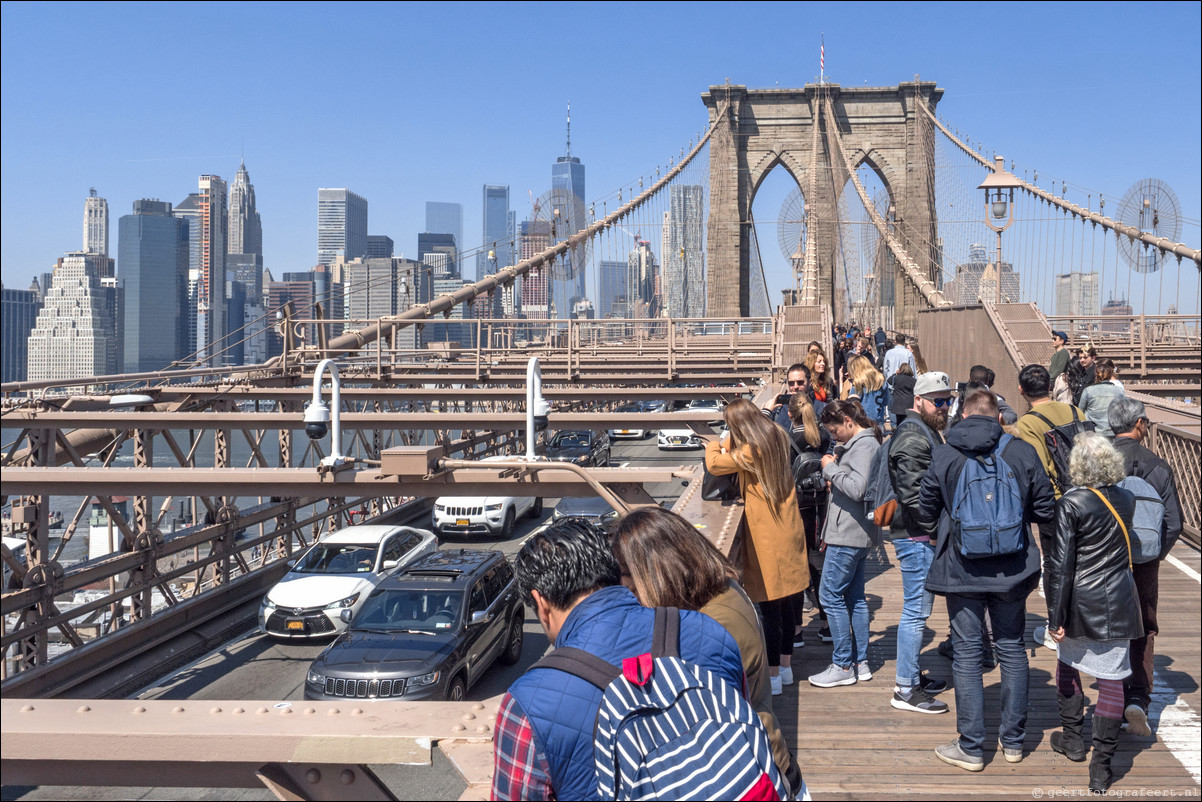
<box><xmin>1025</xmin><ymin>407</ymin><xmax>1095</xmax><ymax>494</ymax></box>
<box><xmin>788</xmin><ymin>432</ymin><xmax>826</xmax><ymax>509</ymax></box>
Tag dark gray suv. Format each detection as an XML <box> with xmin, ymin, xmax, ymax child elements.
<box><xmin>304</xmin><ymin>549</ymin><xmax>524</xmax><ymax>702</ymax></box>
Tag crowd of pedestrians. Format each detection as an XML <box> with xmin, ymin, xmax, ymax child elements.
<box><xmin>491</xmin><ymin>323</ymin><xmax>1182</xmax><ymax>800</ymax></box>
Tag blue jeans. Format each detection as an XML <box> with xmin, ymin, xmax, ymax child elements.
<box><xmin>891</xmin><ymin>538</ymin><xmax>934</xmax><ymax>687</ymax></box>
<box><xmin>946</xmin><ymin>590</ymin><xmax>1030</xmax><ymax>755</ymax></box>
<box><xmin>819</xmin><ymin>544</ymin><xmax>869</xmax><ymax>668</ymax></box>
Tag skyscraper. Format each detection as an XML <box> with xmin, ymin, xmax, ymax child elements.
<box><xmin>227</xmin><ymin>160</ymin><xmax>262</xmax><ymax>257</ymax></box>
<box><xmin>478</xmin><ymin>185</ymin><xmax>511</xmax><ymax>283</ymax></box>
<box><xmin>119</xmin><ymin>200</ymin><xmax>189</xmax><ymax>372</ymax></box>
<box><xmin>418</xmin><ymin>232</ymin><xmax>457</xmax><ymax>276</ymax></box>
<box><xmin>626</xmin><ymin>240</ymin><xmax>658</xmax><ymax>319</ymax></box>
<box><xmin>2</xmin><ymin>284</ymin><xmax>42</xmax><ymax>383</ymax></box>
<box><xmin>317</xmin><ymin>188</ymin><xmax>368</xmax><ymax>267</ymax></box>
<box><xmin>366</xmin><ymin>235</ymin><xmax>394</xmax><ymax>259</ymax></box>
<box><xmin>27</xmin><ymin>252</ymin><xmax>119</xmax><ymax>387</ymax></box>
<box><xmin>598</xmin><ymin>260</ymin><xmax>627</xmax><ymax>319</ymax></box>
<box><xmin>663</xmin><ymin>185</ymin><xmax>705</xmax><ymax>318</ymax></box>
<box><xmin>519</xmin><ymin>220</ymin><xmax>552</xmax><ymax>317</ymax></box>
<box><xmin>551</xmin><ymin>103</ymin><xmax>587</xmax><ymax>316</ymax></box>
<box><xmin>196</xmin><ymin>174</ymin><xmax>229</xmax><ymax>365</ymax></box>
<box><xmin>83</xmin><ymin>188</ymin><xmax>109</xmax><ymax>257</ymax></box>
<box><xmin>1055</xmin><ymin>271</ymin><xmax>1101</xmax><ymax>318</ymax></box>
<box><xmin>425</xmin><ymin>202</ymin><xmax>463</xmax><ymax>258</ymax></box>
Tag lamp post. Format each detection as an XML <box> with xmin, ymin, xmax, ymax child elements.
<box><xmin>978</xmin><ymin>156</ymin><xmax>1022</xmax><ymax>305</ymax></box>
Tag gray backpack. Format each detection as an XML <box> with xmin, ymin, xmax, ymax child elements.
<box><xmin>1117</xmin><ymin>475</ymin><xmax>1164</xmax><ymax>564</ymax></box>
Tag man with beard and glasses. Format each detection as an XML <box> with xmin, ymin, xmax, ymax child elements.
<box><xmin>884</xmin><ymin>371</ymin><xmax>954</xmax><ymax>714</ymax></box>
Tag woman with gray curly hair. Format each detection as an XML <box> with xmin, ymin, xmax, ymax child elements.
<box><xmin>1046</xmin><ymin>432</ymin><xmax>1143</xmax><ymax>793</ymax></box>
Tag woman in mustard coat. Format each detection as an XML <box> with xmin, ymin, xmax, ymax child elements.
<box><xmin>705</xmin><ymin>398</ymin><xmax>810</xmax><ymax>695</ymax></box>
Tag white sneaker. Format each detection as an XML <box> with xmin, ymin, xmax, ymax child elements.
<box><xmin>779</xmin><ymin>665</ymin><xmax>794</xmax><ymax>686</ymax></box>
<box><xmin>770</xmin><ymin>674</ymin><xmax>783</xmax><ymax>696</ymax></box>
<box><xmin>1033</xmin><ymin>625</ymin><xmax>1058</xmax><ymax>650</ymax></box>
<box><xmin>856</xmin><ymin>662</ymin><xmax>872</xmax><ymax>681</ymax></box>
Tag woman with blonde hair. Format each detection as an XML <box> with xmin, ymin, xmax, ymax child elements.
<box><xmin>1047</xmin><ymin>432</ymin><xmax>1142</xmax><ymax>792</ymax></box>
<box><xmin>611</xmin><ymin>506</ymin><xmax>805</xmax><ymax>797</ymax></box>
<box><xmin>842</xmin><ymin>354</ymin><xmax>887</xmax><ymax>426</ymax></box>
<box><xmin>705</xmin><ymin>398</ymin><xmax>809</xmax><ymax>695</ymax></box>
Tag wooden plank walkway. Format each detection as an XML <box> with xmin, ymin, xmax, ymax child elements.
<box><xmin>776</xmin><ymin>539</ymin><xmax>1201</xmax><ymax>800</ymax></box>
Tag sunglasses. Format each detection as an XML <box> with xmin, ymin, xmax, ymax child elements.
<box><xmin>787</xmin><ymin>380</ymin><xmax>808</xmax><ymax>387</ymax></box>
<box><xmin>925</xmin><ymin>397</ymin><xmax>954</xmax><ymax>409</ymax></box>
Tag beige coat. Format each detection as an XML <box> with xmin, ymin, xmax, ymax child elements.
<box><xmin>704</xmin><ymin>441</ymin><xmax>809</xmax><ymax>603</ymax></box>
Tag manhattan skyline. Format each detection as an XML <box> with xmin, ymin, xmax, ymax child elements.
<box><xmin>2</xmin><ymin>2</ymin><xmax>1199</xmax><ymax>315</ymax></box>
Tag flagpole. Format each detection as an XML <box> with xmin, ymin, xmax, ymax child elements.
<box><xmin>820</xmin><ymin>34</ymin><xmax>824</xmax><ymax>85</ymax></box>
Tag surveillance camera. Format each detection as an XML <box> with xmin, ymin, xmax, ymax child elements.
<box><xmin>532</xmin><ymin>398</ymin><xmax>551</xmax><ymax>433</ymax></box>
<box><xmin>303</xmin><ymin>401</ymin><xmax>331</xmax><ymax>441</ymax></box>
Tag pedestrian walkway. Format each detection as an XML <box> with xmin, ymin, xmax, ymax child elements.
<box><xmin>775</xmin><ymin>540</ymin><xmax>1201</xmax><ymax>799</ymax></box>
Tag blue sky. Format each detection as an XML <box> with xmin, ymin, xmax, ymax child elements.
<box><xmin>2</xmin><ymin>1</ymin><xmax>1199</xmax><ymax>314</ymax></box>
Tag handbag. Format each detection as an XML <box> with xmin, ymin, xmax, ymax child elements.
<box><xmin>702</xmin><ymin>464</ymin><xmax>740</xmax><ymax>502</ymax></box>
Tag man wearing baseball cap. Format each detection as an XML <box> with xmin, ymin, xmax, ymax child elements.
<box><xmin>1049</xmin><ymin>331</ymin><xmax>1070</xmax><ymax>382</ymax></box>
<box><xmin>883</xmin><ymin>370</ymin><xmax>954</xmax><ymax>715</ymax></box>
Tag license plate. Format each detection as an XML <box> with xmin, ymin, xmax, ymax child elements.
<box><xmin>286</xmin><ymin>619</ymin><xmax>304</xmax><ymax>631</ymax></box>
<box><xmin>456</xmin><ymin>519</ymin><xmax>470</xmax><ymax>526</ymax></box>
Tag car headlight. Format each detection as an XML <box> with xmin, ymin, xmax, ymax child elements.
<box><xmin>552</xmin><ymin>508</ymin><xmax>564</xmax><ymax>519</ymax></box>
<box><xmin>324</xmin><ymin>593</ymin><xmax>360</xmax><ymax>610</ymax></box>
<box><xmin>602</xmin><ymin>511</ymin><xmax>620</xmax><ymax>522</ymax></box>
<box><xmin>434</xmin><ymin>504</ymin><xmax>445</xmax><ymax>512</ymax></box>
<box><xmin>307</xmin><ymin>668</ymin><xmax>326</xmax><ymax>685</ymax></box>
<box><xmin>485</xmin><ymin>503</ymin><xmax>503</xmax><ymax>512</ymax></box>
<box><xmin>408</xmin><ymin>670</ymin><xmax>440</xmax><ymax>687</ymax></box>
<box><xmin>261</xmin><ymin>597</ymin><xmax>277</xmax><ymax>611</ymax></box>
<box><xmin>574</xmin><ymin>455</ymin><xmax>588</xmax><ymax>464</ymax></box>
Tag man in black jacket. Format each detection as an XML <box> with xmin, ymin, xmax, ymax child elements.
<box><xmin>918</xmin><ymin>388</ymin><xmax>1056</xmax><ymax>771</ymax></box>
<box><xmin>886</xmin><ymin>371</ymin><xmax>952</xmax><ymax>714</ymax></box>
<box><xmin>1109</xmin><ymin>396</ymin><xmax>1184</xmax><ymax>736</ymax></box>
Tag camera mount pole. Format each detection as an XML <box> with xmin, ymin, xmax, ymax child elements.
<box><xmin>311</xmin><ymin>358</ymin><xmax>345</xmax><ymax>467</ymax></box>
<box><xmin>526</xmin><ymin>357</ymin><xmax>549</xmax><ymax>460</ymax></box>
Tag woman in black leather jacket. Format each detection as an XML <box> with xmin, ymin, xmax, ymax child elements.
<box><xmin>1047</xmin><ymin>432</ymin><xmax>1143</xmax><ymax>793</ymax></box>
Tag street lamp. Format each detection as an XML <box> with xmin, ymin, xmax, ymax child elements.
<box><xmin>977</xmin><ymin>155</ymin><xmax>1022</xmax><ymax>305</ymax></box>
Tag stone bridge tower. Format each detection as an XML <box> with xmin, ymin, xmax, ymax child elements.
<box><xmin>703</xmin><ymin>81</ymin><xmax>943</xmax><ymax>331</ymax></box>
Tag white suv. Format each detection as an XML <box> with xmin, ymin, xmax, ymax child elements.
<box><xmin>432</xmin><ymin>457</ymin><xmax>542</xmax><ymax>539</ymax></box>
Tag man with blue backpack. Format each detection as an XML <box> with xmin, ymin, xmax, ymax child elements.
<box><xmin>918</xmin><ymin>387</ymin><xmax>1056</xmax><ymax>772</ymax></box>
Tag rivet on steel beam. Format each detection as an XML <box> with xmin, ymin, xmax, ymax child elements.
<box><xmin>257</xmin><ymin>707</ymin><xmax>270</xmax><ymax>714</ymax></box>
<box><xmin>233</xmin><ymin>707</ymin><xmax>245</xmax><ymax>714</ymax></box>
<box><xmin>306</xmin><ymin>768</ymin><xmax>322</xmax><ymax>784</ymax></box>
<box><xmin>351</xmin><ymin>708</ymin><xmax>364</xmax><ymax>715</ymax></box>
<box><xmin>452</xmin><ymin>724</ymin><xmax>467</xmax><ymax>732</ymax></box>
<box><xmin>21</xmin><ymin>705</ymin><xmax>34</xmax><ymax>712</ymax></box>
<box><xmin>132</xmin><ymin>706</ymin><xmax>147</xmax><ymax>714</ymax></box>
<box><xmin>472</xmin><ymin>702</ymin><xmax>485</xmax><ymax>710</ymax></box>
<box><xmin>77</xmin><ymin>705</ymin><xmax>91</xmax><ymax>713</ymax></box>
<box><xmin>173</xmin><ymin>706</ymin><xmax>185</xmax><ymax>713</ymax></box>
<box><xmin>476</xmin><ymin>725</ymin><xmax>491</xmax><ymax>734</ymax></box>
<box><xmin>328</xmin><ymin>708</ymin><xmax>341</xmax><ymax>715</ymax></box>
<box><xmin>304</xmin><ymin>707</ymin><xmax>317</xmax><ymax>715</ymax></box>
<box><xmin>462</xmin><ymin>712</ymin><xmax>476</xmax><ymax>721</ymax></box>
<box><xmin>340</xmin><ymin>769</ymin><xmax>356</xmax><ymax>785</ymax></box>
<box><xmin>281</xmin><ymin>707</ymin><xmax>293</xmax><ymax>714</ymax></box>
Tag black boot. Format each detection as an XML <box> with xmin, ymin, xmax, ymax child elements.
<box><xmin>1089</xmin><ymin>715</ymin><xmax>1124</xmax><ymax>793</ymax></box>
<box><xmin>1051</xmin><ymin>693</ymin><xmax>1088</xmax><ymax>762</ymax></box>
